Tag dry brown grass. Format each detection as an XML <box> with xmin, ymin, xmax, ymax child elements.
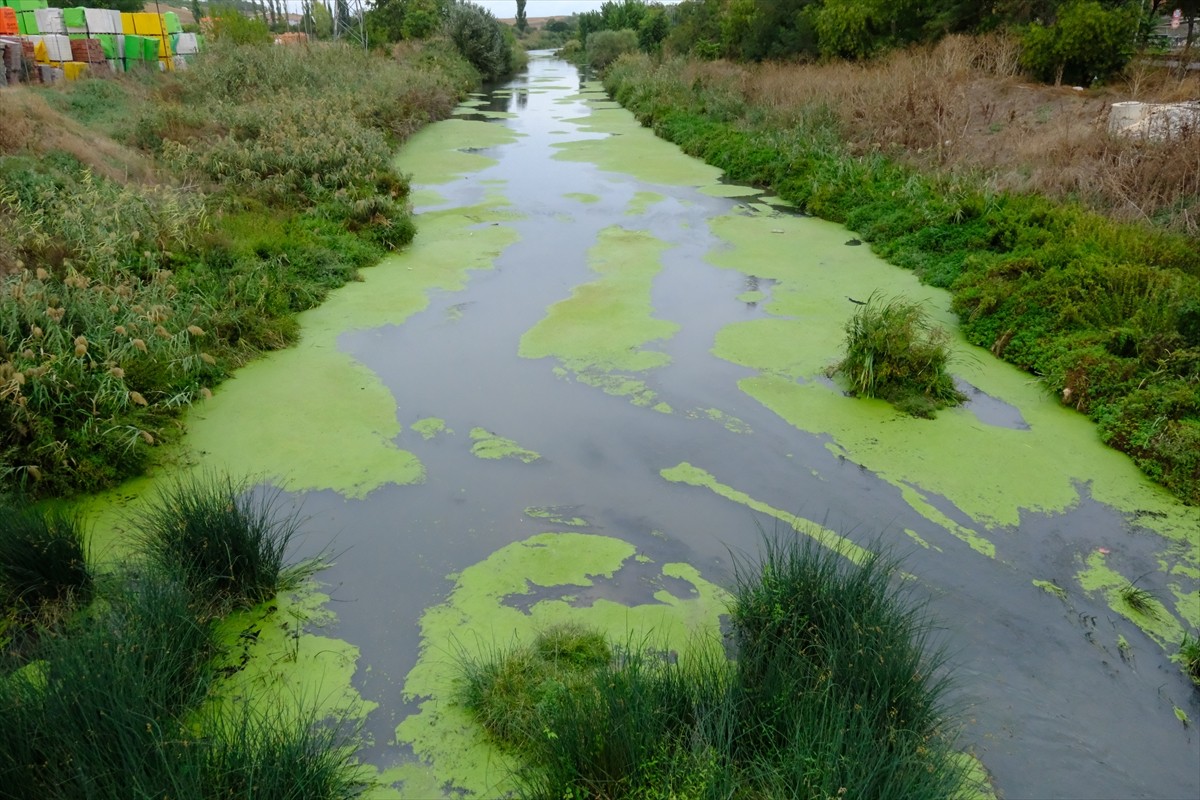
<box><xmin>701</xmin><ymin>33</ymin><xmax>1200</xmax><ymax>235</ymax></box>
<box><xmin>0</xmin><ymin>86</ymin><xmax>156</xmax><ymax>184</ymax></box>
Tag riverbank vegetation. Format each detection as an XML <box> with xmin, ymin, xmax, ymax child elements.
<box><xmin>0</xmin><ymin>33</ymin><xmax>481</xmax><ymax>499</ymax></box>
<box><xmin>459</xmin><ymin>538</ymin><xmax>975</xmax><ymax>798</ymax></box>
<box><xmin>0</xmin><ymin>477</ymin><xmax>366</xmax><ymax>798</ymax></box>
<box><xmin>833</xmin><ymin>294</ymin><xmax>966</xmax><ymax>418</ymax></box>
<box><xmin>600</xmin><ymin>43</ymin><xmax>1200</xmax><ymax>504</ymax></box>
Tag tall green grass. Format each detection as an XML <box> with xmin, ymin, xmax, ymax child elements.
<box><xmin>0</xmin><ymin>40</ymin><xmax>477</xmax><ymax>500</ymax></box>
<box><xmin>833</xmin><ymin>293</ymin><xmax>965</xmax><ymax>417</ymax></box>
<box><xmin>460</xmin><ymin>538</ymin><xmax>968</xmax><ymax>799</ymax></box>
<box><xmin>0</xmin><ymin>506</ymin><xmax>91</xmax><ymax>622</ymax></box>
<box><xmin>135</xmin><ymin>474</ymin><xmax>317</xmax><ymax>612</ymax></box>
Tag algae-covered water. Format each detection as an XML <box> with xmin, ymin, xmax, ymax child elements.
<box><xmin>84</xmin><ymin>55</ymin><xmax>1199</xmax><ymax>798</ymax></box>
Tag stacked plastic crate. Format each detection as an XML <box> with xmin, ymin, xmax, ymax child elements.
<box><xmin>0</xmin><ymin>3</ymin><xmax>201</xmax><ymax>84</ymax></box>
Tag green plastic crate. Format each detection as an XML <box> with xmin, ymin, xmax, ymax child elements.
<box><xmin>62</xmin><ymin>6</ymin><xmax>84</xmax><ymax>27</ymax></box>
<box><xmin>97</xmin><ymin>33</ymin><xmax>116</xmax><ymax>59</ymax></box>
<box><xmin>163</xmin><ymin>11</ymin><xmax>180</xmax><ymax>33</ymax></box>
<box><xmin>142</xmin><ymin>34</ymin><xmax>158</xmax><ymax>61</ymax></box>
<box><xmin>17</xmin><ymin>9</ymin><xmax>35</xmax><ymax>34</ymax></box>
<box><xmin>124</xmin><ymin>33</ymin><xmax>143</xmax><ymax>60</ymax></box>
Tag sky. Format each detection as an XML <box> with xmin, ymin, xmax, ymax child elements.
<box><xmin>475</xmin><ymin>0</ymin><xmax>678</xmax><ymax>19</ymax></box>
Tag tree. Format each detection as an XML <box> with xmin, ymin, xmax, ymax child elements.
<box><xmin>191</xmin><ymin>0</ymin><xmax>203</xmax><ymax>25</ymax></box>
<box><xmin>313</xmin><ymin>0</ymin><xmax>333</xmax><ymax>36</ymax></box>
<box><xmin>447</xmin><ymin>1</ymin><xmax>514</xmax><ymax>81</ymax></box>
<box><xmin>587</xmin><ymin>27</ymin><xmax>638</xmax><ymax>69</ymax></box>
<box><xmin>1019</xmin><ymin>0</ymin><xmax>1139</xmax><ymax>85</ymax></box>
<box><xmin>516</xmin><ymin>0</ymin><xmax>527</xmax><ymax>33</ymax></box>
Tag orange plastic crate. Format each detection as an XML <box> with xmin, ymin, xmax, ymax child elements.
<box><xmin>0</xmin><ymin>7</ymin><xmax>18</xmax><ymax>35</ymax></box>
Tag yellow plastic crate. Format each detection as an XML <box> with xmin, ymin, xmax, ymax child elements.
<box><xmin>63</xmin><ymin>61</ymin><xmax>87</xmax><ymax>80</ymax></box>
<box><xmin>120</xmin><ymin>12</ymin><xmax>134</xmax><ymax>33</ymax></box>
<box><xmin>132</xmin><ymin>11</ymin><xmax>163</xmax><ymax>36</ymax></box>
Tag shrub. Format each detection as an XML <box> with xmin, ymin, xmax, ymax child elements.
<box><xmin>460</xmin><ymin>623</ymin><xmax>612</xmax><ymax>748</ymax></box>
<box><xmin>832</xmin><ymin>293</ymin><xmax>966</xmax><ymax>417</ymax></box>
<box><xmin>1019</xmin><ymin>0</ymin><xmax>1139</xmax><ymax>85</ymax></box>
<box><xmin>134</xmin><ymin>474</ymin><xmax>313</xmax><ymax>611</ymax></box>
<box><xmin>446</xmin><ymin>1</ymin><xmax>514</xmax><ymax>81</ymax></box>
<box><xmin>0</xmin><ymin>505</ymin><xmax>91</xmax><ymax>621</ymax></box>
<box><xmin>587</xmin><ymin>29</ymin><xmax>639</xmax><ymax>71</ymax></box>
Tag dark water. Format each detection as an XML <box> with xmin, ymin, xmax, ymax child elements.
<box><xmin>273</xmin><ymin>56</ymin><xmax>1200</xmax><ymax>799</ymax></box>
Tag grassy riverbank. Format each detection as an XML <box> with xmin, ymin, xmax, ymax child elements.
<box><xmin>604</xmin><ymin>44</ymin><xmax>1200</xmax><ymax>504</ymax></box>
<box><xmin>460</xmin><ymin>538</ymin><xmax>977</xmax><ymax>798</ymax></box>
<box><xmin>0</xmin><ymin>40</ymin><xmax>477</xmax><ymax>499</ymax></box>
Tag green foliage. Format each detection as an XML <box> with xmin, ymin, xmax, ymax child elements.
<box><xmin>812</xmin><ymin>0</ymin><xmax>877</xmax><ymax>59</ymax></box>
<box><xmin>833</xmin><ymin>294</ymin><xmax>965</xmax><ymax>417</ymax></box>
<box><xmin>587</xmin><ymin>28</ymin><xmax>639</xmax><ymax>71</ymax></box>
<box><xmin>207</xmin><ymin>5</ymin><xmax>274</xmax><ymax>45</ymax></box>
<box><xmin>460</xmin><ymin>539</ymin><xmax>969</xmax><ymax>799</ymax></box>
<box><xmin>134</xmin><ymin>474</ymin><xmax>314</xmax><ymax>611</ymax></box>
<box><xmin>460</xmin><ymin>623</ymin><xmax>613</xmax><ymax>747</ymax></box>
<box><xmin>603</xmin><ymin>56</ymin><xmax>1200</xmax><ymax>504</ymax></box>
<box><xmin>0</xmin><ymin>506</ymin><xmax>91</xmax><ymax>623</ymax></box>
<box><xmin>1118</xmin><ymin>583</ymin><xmax>1161</xmax><ymax>618</ymax></box>
<box><xmin>1019</xmin><ymin>0</ymin><xmax>1139</xmax><ymax>85</ymax></box>
<box><xmin>446</xmin><ymin>1</ymin><xmax>517</xmax><ymax>81</ymax></box>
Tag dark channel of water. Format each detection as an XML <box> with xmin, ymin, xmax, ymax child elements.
<box><xmin>281</xmin><ymin>56</ymin><xmax>1199</xmax><ymax>799</ymax></box>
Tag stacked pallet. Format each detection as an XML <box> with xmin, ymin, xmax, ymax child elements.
<box><xmin>0</xmin><ymin>3</ymin><xmax>203</xmax><ymax>83</ymax></box>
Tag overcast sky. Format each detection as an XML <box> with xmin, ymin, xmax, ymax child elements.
<box><xmin>475</xmin><ymin>0</ymin><xmax>678</xmax><ymax>19</ymax></box>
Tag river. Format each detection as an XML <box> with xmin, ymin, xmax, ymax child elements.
<box><xmin>86</xmin><ymin>53</ymin><xmax>1199</xmax><ymax>799</ymax></box>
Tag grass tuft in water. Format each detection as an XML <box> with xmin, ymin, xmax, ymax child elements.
<box><xmin>832</xmin><ymin>293</ymin><xmax>965</xmax><ymax>418</ymax></box>
<box><xmin>460</xmin><ymin>622</ymin><xmax>613</xmax><ymax>747</ymax></box>
<box><xmin>1178</xmin><ymin>632</ymin><xmax>1200</xmax><ymax>686</ymax></box>
<box><xmin>0</xmin><ymin>505</ymin><xmax>92</xmax><ymax>624</ymax></box>
<box><xmin>134</xmin><ymin>474</ymin><xmax>315</xmax><ymax>612</ymax></box>
<box><xmin>460</xmin><ymin>537</ymin><xmax>968</xmax><ymax>799</ymax></box>
<box><xmin>1118</xmin><ymin>583</ymin><xmax>1160</xmax><ymax>619</ymax></box>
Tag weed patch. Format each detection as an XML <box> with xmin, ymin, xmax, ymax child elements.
<box><xmin>0</xmin><ymin>477</ymin><xmax>365</xmax><ymax>799</ymax></box>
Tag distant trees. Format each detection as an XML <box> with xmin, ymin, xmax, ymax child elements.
<box><xmin>1019</xmin><ymin>0</ymin><xmax>1139</xmax><ymax>84</ymax></box>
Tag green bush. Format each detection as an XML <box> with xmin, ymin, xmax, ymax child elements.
<box><xmin>1</xmin><ymin>41</ymin><xmax>473</xmax><ymax>499</ymax></box>
<box><xmin>833</xmin><ymin>293</ymin><xmax>965</xmax><ymax>417</ymax></box>
<box><xmin>446</xmin><ymin>1</ymin><xmax>515</xmax><ymax>82</ymax></box>
<box><xmin>587</xmin><ymin>28</ymin><xmax>639</xmax><ymax>71</ymax></box>
<box><xmin>1019</xmin><ymin>0</ymin><xmax>1139</xmax><ymax>85</ymax></box>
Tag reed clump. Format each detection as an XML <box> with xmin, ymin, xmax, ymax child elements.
<box><xmin>459</xmin><ymin>538</ymin><xmax>971</xmax><ymax>799</ymax></box>
<box><xmin>134</xmin><ymin>474</ymin><xmax>316</xmax><ymax>612</ymax></box>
